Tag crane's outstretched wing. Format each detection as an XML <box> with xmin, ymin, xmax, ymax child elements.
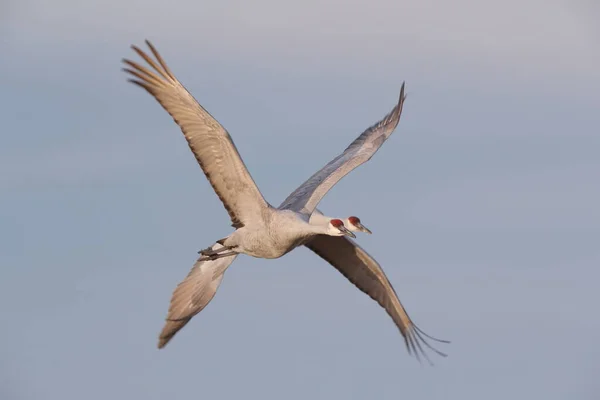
<box><xmin>279</xmin><ymin>84</ymin><xmax>406</xmax><ymax>215</ymax></box>
<box><xmin>305</xmin><ymin>235</ymin><xmax>448</xmax><ymax>363</ymax></box>
<box><xmin>123</xmin><ymin>41</ymin><xmax>269</xmax><ymax>229</ymax></box>
<box><xmin>158</xmin><ymin>244</ymin><xmax>239</xmax><ymax>349</ymax></box>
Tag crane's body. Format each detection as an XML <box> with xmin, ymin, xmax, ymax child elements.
<box><xmin>216</xmin><ymin>208</ymin><xmax>354</xmax><ymax>260</ymax></box>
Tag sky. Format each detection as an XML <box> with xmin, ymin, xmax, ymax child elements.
<box><xmin>1</xmin><ymin>0</ymin><xmax>599</xmax><ymax>399</ymax></box>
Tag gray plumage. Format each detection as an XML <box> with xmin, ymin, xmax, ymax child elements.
<box><xmin>280</xmin><ymin>85</ymin><xmax>405</xmax><ymax>216</ymax></box>
<box><xmin>158</xmin><ymin>243</ymin><xmax>234</xmax><ymax>349</ymax></box>
<box><xmin>123</xmin><ymin>42</ymin><xmax>268</xmax><ymax>229</ymax></box>
<box><xmin>305</xmin><ymin>231</ymin><xmax>448</xmax><ymax>362</ymax></box>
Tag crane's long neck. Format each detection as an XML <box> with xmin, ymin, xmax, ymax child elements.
<box><xmin>304</xmin><ymin>222</ymin><xmax>332</xmax><ymax>236</ymax></box>
<box><xmin>308</xmin><ymin>212</ymin><xmax>330</xmax><ymax>226</ymax></box>
<box><xmin>309</xmin><ymin>213</ymin><xmax>349</xmax><ymax>228</ymax></box>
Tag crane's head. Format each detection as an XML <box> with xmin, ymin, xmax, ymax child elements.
<box><xmin>329</xmin><ymin>219</ymin><xmax>356</xmax><ymax>238</ymax></box>
<box><xmin>346</xmin><ymin>216</ymin><xmax>372</xmax><ymax>234</ymax></box>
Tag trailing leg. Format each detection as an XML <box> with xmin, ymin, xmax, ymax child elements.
<box><xmin>198</xmin><ymin>244</ymin><xmax>234</xmax><ymax>256</ymax></box>
<box><xmin>198</xmin><ymin>251</ymin><xmax>238</xmax><ymax>262</ymax></box>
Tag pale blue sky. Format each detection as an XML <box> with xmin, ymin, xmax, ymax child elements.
<box><xmin>1</xmin><ymin>1</ymin><xmax>599</xmax><ymax>399</ymax></box>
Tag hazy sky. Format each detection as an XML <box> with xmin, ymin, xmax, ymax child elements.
<box><xmin>2</xmin><ymin>1</ymin><xmax>599</xmax><ymax>399</ymax></box>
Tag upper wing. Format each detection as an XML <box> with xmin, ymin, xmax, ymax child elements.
<box><xmin>279</xmin><ymin>84</ymin><xmax>406</xmax><ymax>215</ymax></box>
<box><xmin>305</xmin><ymin>234</ymin><xmax>448</xmax><ymax>363</ymax></box>
<box><xmin>123</xmin><ymin>40</ymin><xmax>269</xmax><ymax>229</ymax></box>
<box><xmin>158</xmin><ymin>244</ymin><xmax>239</xmax><ymax>349</ymax></box>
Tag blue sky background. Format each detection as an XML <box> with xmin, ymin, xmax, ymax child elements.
<box><xmin>1</xmin><ymin>1</ymin><xmax>599</xmax><ymax>399</ymax></box>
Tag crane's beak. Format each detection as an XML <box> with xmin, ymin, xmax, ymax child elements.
<box><xmin>339</xmin><ymin>225</ymin><xmax>356</xmax><ymax>239</ymax></box>
<box><xmin>353</xmin><ymin>222</ymin><xmax>372</xmax><ymax>234</ymax></box>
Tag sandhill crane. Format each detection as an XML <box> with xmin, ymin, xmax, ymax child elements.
<box><xmin>122</xmin><ymin>40</ymin><xmax>448</xmax><ymax>362</ymax></box>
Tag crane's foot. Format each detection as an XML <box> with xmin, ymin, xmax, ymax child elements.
<box><xmin>198</xmin><ymin>251</ymin><xmax>237</xmax><ymax>262</ymax></box>
<box><xmin>198</xmin><ymin>245</ymin><xmax>234</xmax><ymax>256</ymax></box>
<box><xmin>199</xmin><ymin>247</ymin><xmax>215</xmax><ymax>256</ymax></box>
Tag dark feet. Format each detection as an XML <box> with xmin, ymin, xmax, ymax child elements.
<box><xmin>198</xmin><ymin>251</ymin><xmax>237</xmax><ymax>262</ymax></box>
<box><xmin>198</xmin><ymin>245</ymin><xmax>233</xmax><ymax>256</ymax></box>
<box><xmin>198</xmin><ymin>247</ymin><xmax>214</xmax><ymax>256</ymax></box>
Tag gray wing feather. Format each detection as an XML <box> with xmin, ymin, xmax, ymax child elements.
<box><xmin>279</xmin><ymin>83</ymin><xmax>406</xmax><ymax>214</ymax></box>
<box><xmin>158</xmin><ymin>244</ymin><xmax>239</xmax><ymax>348</ymax></box>
<box><xmin>305</xmin><ymin>235</ymin><xmax>448</xmax><ymax>363</ymax></box>
<box><xmin>123</xmin><ymin>41</ymin><xmax>268</xmax><ymax>228</ymax></box>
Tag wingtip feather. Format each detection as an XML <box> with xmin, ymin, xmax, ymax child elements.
<box><xmin>399</xmin><ymin>82</ymin><xmax>406</xmax><ymax>103</ymax></box>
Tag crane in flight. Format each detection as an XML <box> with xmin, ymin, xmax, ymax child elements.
<box><xmin>122</xmin><ymin>41</ymin><xmax>448</xmax><ymax>362</ymax></box>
